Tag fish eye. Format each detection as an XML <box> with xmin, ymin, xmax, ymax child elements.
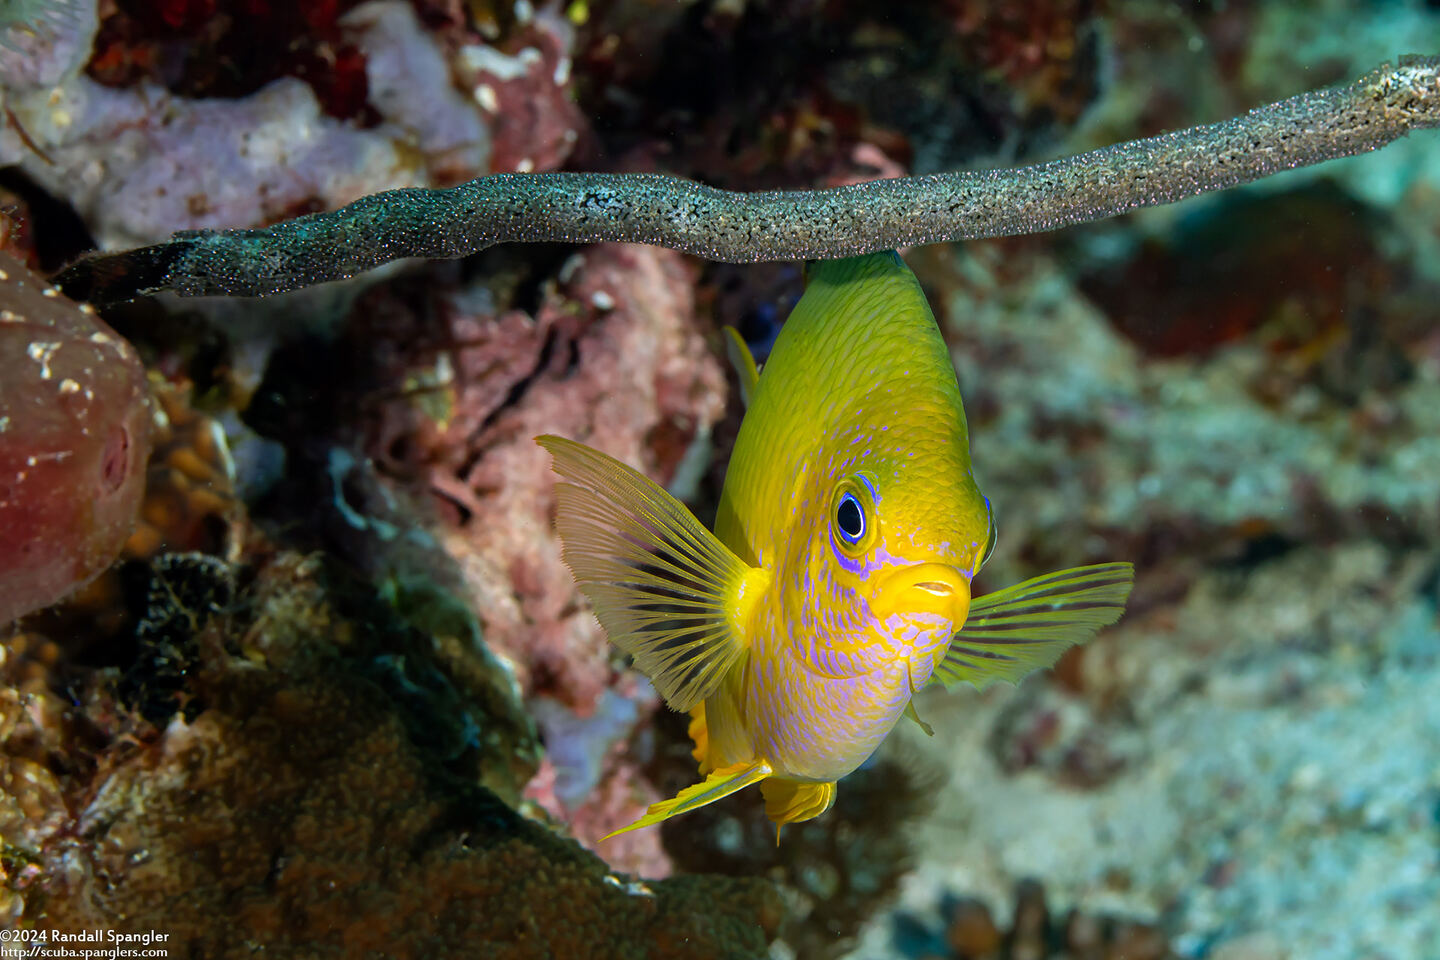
<box><xmin>835</xmin><ymin>491</ymin><xmax>866</xmax><ymax>545</ymax></box>
<box><xmin>980</xmin><ymin>496</ymin><xmax>997</xmax><ymax>568</ymax></box>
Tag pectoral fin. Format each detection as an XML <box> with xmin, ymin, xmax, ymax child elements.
<box><xmin>539</xmin><ymin>436</ymin><xmax>770</xmax><ymax>713</ymax></box>
<box><xmin>721</xmin><ymin>326</ymin><xmax>760</xmax><ymax>409</ymax></box>
<box><xmin>602</xmin><ymin>759</ymin><xmax>773</xmax><ymax>839</ymax></box>
<box><xmin>933</xmin><ymin>562</ymin><xmax>1134</xmax><ymax>690</ymax></box>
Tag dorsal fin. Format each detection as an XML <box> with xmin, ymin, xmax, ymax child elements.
<box><xmin>721</xmin><ymin>326</ymin><xmax>760</xmax><ymax>409</ymax></box>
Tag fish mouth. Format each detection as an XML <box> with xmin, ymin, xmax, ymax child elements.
<box><xmin>871</xmin><ymin>562</ymin><xmax>971</xmax><ymax>626</ymax></box>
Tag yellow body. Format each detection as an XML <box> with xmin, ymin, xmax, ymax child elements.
<box><xmin>539</xmin><ymin>251</ymin><xmax>1132</xmax><ymax>840</ymax></box>
<box><xmin>705</xmin><ymin>254</ymin><xmax>984</xmax><ymax>789</ymax></box>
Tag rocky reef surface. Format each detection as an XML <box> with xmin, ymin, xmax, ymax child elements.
<box><xmin>1</xmin><ymin>1</ymin><xmax>1438</xmax><ymax>959</ymax></box>
<box><xmin>2</xmin><ymin>550</ymin><xmax>777</xmax><ymax>958</ymax></box>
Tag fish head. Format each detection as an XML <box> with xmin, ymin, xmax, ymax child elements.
<box><xmin>783</xmin><ymin>397</ymin><xmax>994</xmax><ymax>682</ymax></box>
<box><xmin>727</xmin><ymin>251</ymin><xmax>997</xmax><ymax>683</ymax></box>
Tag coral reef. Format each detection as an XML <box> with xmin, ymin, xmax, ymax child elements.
<box><xmin>280</xmin><ymin>240</ymin><xmax>728</xmax><ymax>873</ymax></box>
<box><xmin>857</xmin><ymin>539</ymin><xmax>1440</xmax><ymax>959</ymax></box>
<box><xmin>123</xmin><ymin>378</ymin><xmax>240</xmax><ymax>562</ymax></box>
<box><xmin>2</xmin><ymin>2</ymin><xmax>1438</xmax><ymax>959</ymax></box>
<box><xmin>399</xmin><ymin>243</ymin><xmax>727</xmax><ymax>712</ymax></box>
<box><xmin>0</xmin><ymin>0</ymin><xmax>717</xmax><ymax>880</ymax></box>
<box><xmin>0</xmin><ymin>228</ymin><xmax>753</xmax><ymax>944</ymax></box>
<box><xmin>571</xmin><ymin>0</ymin><xmax>1101</xmax><ymax>185</ymax></box>
<box><xmin>92</xmin><ymin>239</ymin><xmax>727</xmax><ymax>878</ymax></box>
<box><xmin>0</xmin><ymin>0</ymin><xmax>582</xmax><ymax>250</ymax></box>
<box><xmin>525</xmin><ymin>676</ymin><xmax>670</xmax><ymax>878</ymax></box>
<box><xmin>5</xmin><ymin>548</ymin><xmax>778</xmax><ymax>957</ymax></box>
<box><xmin>895</xmin><ymin>878</ymin><xmax>1174</xmax><ymax>960</ymax></box>
<box><xmin>0</xmin><ymin>0</ymin><xmax>98</xmax><ymax>91</ymax></box>
<box><xmin>86</xmin><ymin>0</ymin><xmax>377</xmax><ymax>117</ymax></box>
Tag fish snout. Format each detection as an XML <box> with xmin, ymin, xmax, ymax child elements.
<box><xmin>871</xmin><ymin>562</ymin><xmax>971</xmax><ymax>628</ymax></box>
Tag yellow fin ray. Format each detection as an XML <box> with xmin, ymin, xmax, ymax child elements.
<box><xmin>538</xmin><ymin>435</ymin><xmax>760</xmax><ymax>712</ymax></box>
<box><xmin>934</xmin><ymin>562</ymin><xmax>1134</xmax><ymax>690</ymax></box>
<box><xmin>721</xmin><ymin>326</ymin><xmax>760</xmax><ymax>409</ymax></box>
<box><xmin>603</xmin><ymin>760</ymin><xmax>773</xmax><ymax>840</ymax></box>
<box><xmin>761</xmin><ymin>779</ymin><xmax>836</xmax><ymax>844</ymax></box>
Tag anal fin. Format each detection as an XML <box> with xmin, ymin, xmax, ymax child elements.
<box><xmin>603</xmin><ymin>759</ymin><xmax>772</xmax><ymax>840</ymax></box>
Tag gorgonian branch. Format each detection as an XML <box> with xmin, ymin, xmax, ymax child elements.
<box><xmin>55</xmin><ymin>55</ymin><xmax>1440</xmax><ymax>305</ymax></box>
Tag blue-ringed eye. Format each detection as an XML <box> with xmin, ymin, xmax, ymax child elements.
<box><xmin>836</xmin><ymin>491</ymin><xmax>865</xmax><ymax>544</ymax></box>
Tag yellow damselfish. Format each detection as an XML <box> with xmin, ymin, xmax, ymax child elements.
<box><xmin>538</xmin><ymin>251</ymin><xmax>1133</xmax><ymax>841</ymax></box>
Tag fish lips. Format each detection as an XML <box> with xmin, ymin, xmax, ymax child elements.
<box><xmin>869</xmin><ymin>562</ymin><xmax>972</xmax><ymax>631</ymax></box>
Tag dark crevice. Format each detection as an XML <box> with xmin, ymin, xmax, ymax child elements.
<box><xmin>0</xmin><ymin>165</ymin><xmax>97</xmax><ymax>272</ymax></box>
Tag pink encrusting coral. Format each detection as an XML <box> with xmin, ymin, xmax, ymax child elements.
<box><xmin>0</xmin><ymin>252</ymin><xmax>151</xmax><ymax>625</ymax></box>
<box><xmin>453</xmin><ymin>7</ymin><xmax>585</xmax><ymax>176</ymax></box>
<box><xmin>375</xmin><ymin>244</ymin><xmax>727</xmax><ymax>711</ymax></box>
<box><xmin>360</xmin><ymin>243</ymin><xmax>726</xmax><ymax>872</ymax></box>
<box><xmin>524</xmin><ymin>674</ymin><xmax>671</xmax><ymax>878</ymax></box>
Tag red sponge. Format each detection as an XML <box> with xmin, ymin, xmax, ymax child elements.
<box><xmin>0</xmin><ymin>252</ymin><xmax>152</xmax><ymax>625</ymax></box>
